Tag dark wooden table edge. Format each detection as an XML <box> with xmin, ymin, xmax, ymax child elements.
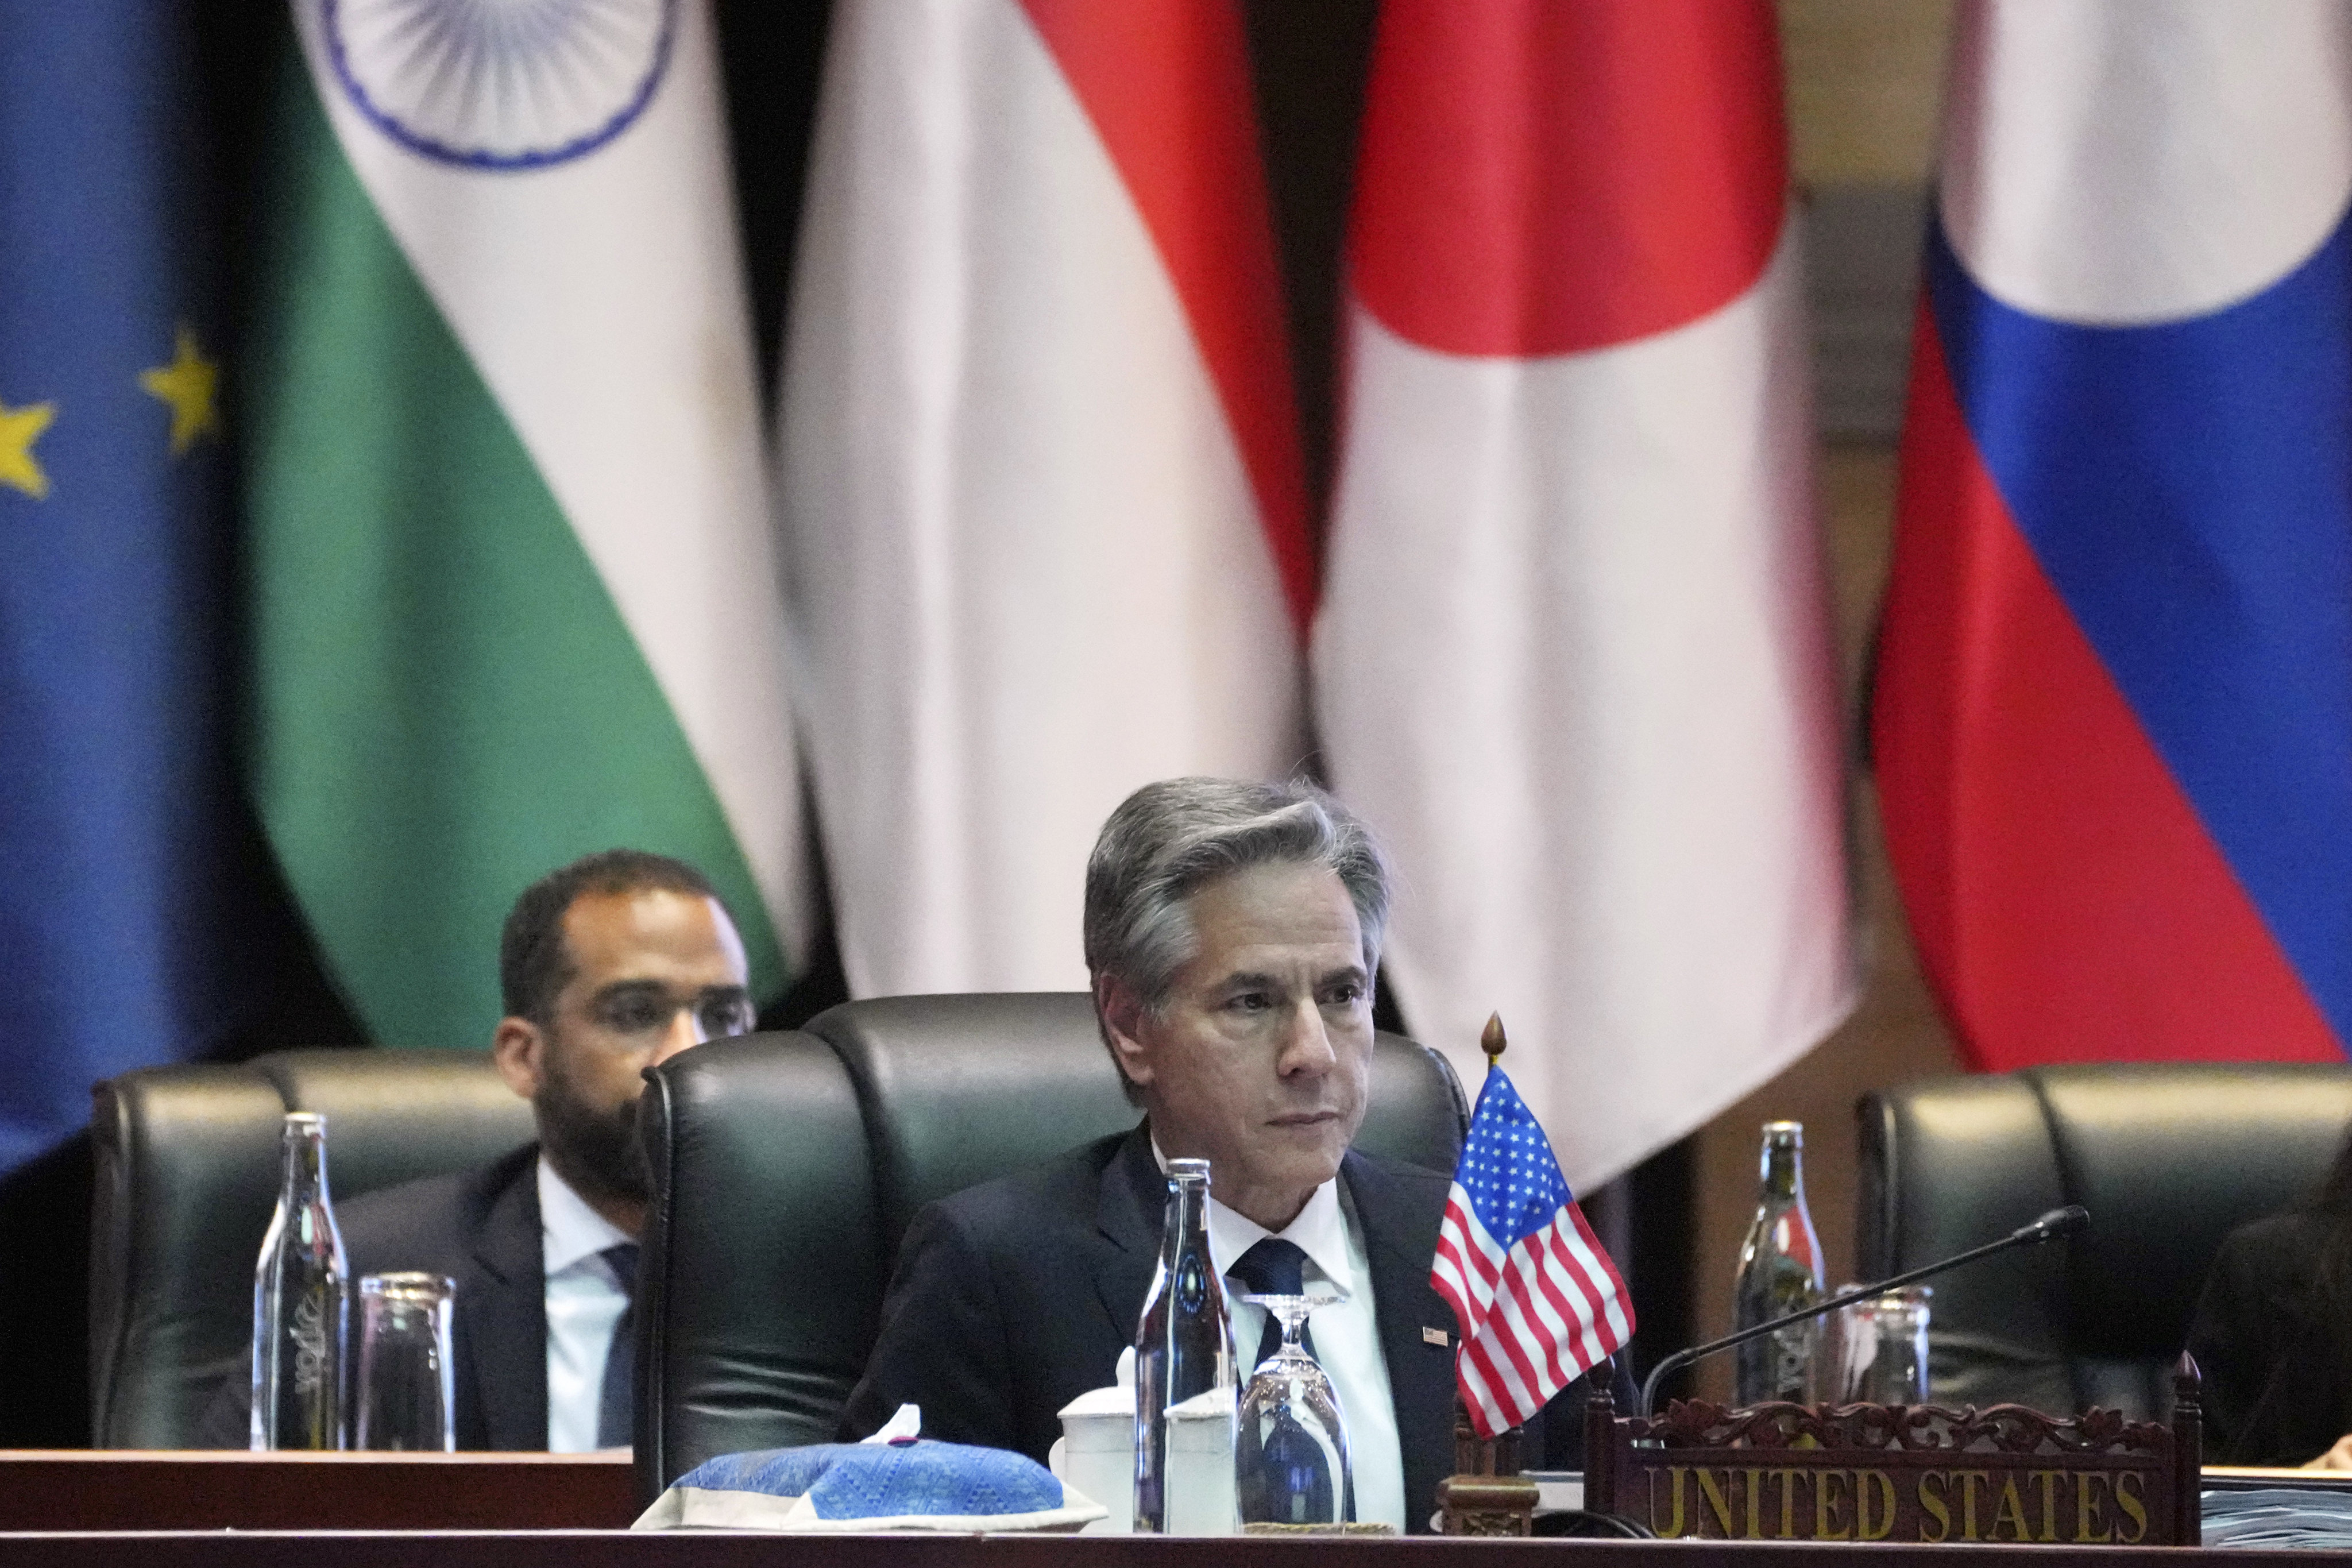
<box><xmin>0</xmin><ymin>1534</ymin><xmax>2330</xmax><ymax>1563</ymax></box>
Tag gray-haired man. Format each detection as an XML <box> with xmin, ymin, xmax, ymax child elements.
<box><xmin>837</xmin><ymin>778</ymin><xmax>1626</xmax><ymax>1532</ymax></box>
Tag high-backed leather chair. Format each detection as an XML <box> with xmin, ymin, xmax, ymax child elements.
<box><xmin>1857</xmin><ymin>1063</ymin><xmax>2352</xmax><ymax>1420</ymax></box>
<box><xmin>635</xmin><ymin>992</ymin><xmax>1469</xmax><ymax>1496</ymax></box>
<box><xmin>89</xmin><ymin>1048</ymin><xmax>531</xmax><ymax>1447</ymax></box>
<box><xmin>633</xmin><ymin>1029</ymin><xmax>877</xmax><ymax>1489</ymax></box>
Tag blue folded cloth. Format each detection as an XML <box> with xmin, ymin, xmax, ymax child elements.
<box><xmin>676</xmin><ymin>1440</ymin><xmax>1066</xmax><ymax>1521</ymax></box>
<box><xmin>634</xmin><ymin>1436</ymin><xmax>1108</xmax><ymax>1532</ymax></box>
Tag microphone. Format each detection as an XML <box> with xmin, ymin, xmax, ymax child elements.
<box><xmin>1635</xmin><ymin>1203</ymin><xmax>2090</xmax><ymax>1417</ymax></box>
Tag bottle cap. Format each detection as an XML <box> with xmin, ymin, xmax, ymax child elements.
<box><xmin>1762</xmin><ymin>1119</ymin><xmax>1802</xmax><ymax>1145</ymax></box>
<box><xmin>1168</xmin><ymin>1157</ymin><xmax>1211</xmax><ymax>1180</ymax></box>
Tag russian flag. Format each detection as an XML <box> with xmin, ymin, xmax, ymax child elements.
<box><xmin>1874</xmin><ymin>0</ymin><xmax>2352</xmax><ymax>1069</ymax></box>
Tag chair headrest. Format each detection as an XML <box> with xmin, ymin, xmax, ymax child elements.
<box><xmin>2026</xmin><ymin>1063</ymin><xmax>2352</xmax><ymax>1355</ymax></box>
<box><xmin>798</xmin><ymin>992</ymin><xmax>1468</xmax><ymax>1274</ymax></box>
<box><xmin>250</xmin><ymin>1047</ymin><xmax>535</xmax><ymax>1200</ymax></box>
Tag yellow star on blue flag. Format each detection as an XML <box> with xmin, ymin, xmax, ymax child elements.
<box><xmin>140</xmin><ymin>326</ymin><xmax>219</xmax><ymax>455</ymax></box>
<box><xmin>0</xmin><ymin>399</ymin><xmax>55</xmax><ymax>500</ymax></box>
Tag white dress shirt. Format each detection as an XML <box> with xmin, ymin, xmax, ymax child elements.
<box><xmin>538</xmin><ymin>1157</ymin><xmax>634</xmax><ymax>1453</ymax></box>
<box><xmin>1150</xmin><ymin>1141</ymin><xmax>1406</xmax><ymax>1531</ymax></box>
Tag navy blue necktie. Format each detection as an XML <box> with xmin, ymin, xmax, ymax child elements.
<box><xmin>597</xmin><ymin>1243</ymin><xmax>640</xmax><ymax>1449</ymax></box>
<box><xmin>1227</xmin><ymin>1237</ymin><xmax>1316</xmax><ymax>1373</ymax></box>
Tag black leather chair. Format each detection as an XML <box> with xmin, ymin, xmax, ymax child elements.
<box><xmin>634</xmin><ymin>992</ymin><xmax>1470</xmax><ymax>1496</ymax></box>
<box><xmin>634</xmin><ymin>1029</ymin><xmax>878</xmax><ymax>1488</ymax></box>
<box><xmin>89</xmin><ymin>1048</ymin><xmax>532</xmax><ymax>1448</ymax></box>
<box><xmin>1856</xmin><ymin>1063</ymin><xmax>2352</xmax><ymax>1419</ymax></box>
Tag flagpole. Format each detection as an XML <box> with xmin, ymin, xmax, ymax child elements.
<box><xmin>1439</xmin><ymin>1011</ymin><xmax>1538</xmax><ymax>1535</ymax></box>
<box><xmin>1435</xmin><ymin>1007</ymin><xmax>1633</xmax><ymax>1530</ymax></box>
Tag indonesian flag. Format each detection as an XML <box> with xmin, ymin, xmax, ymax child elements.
<box><xmin>779</xmin><ymin>0</ymin><xmax>1312</xmax><ymax>995</ymax></box>
<box><xmin>1315</xmin><ymin>0</ymin><xmax>1855</xmax><ymax>1188</ymax></box>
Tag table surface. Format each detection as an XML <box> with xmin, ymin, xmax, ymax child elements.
<box><xmin>0</xmin><ymin>1450</ymin><xmax>637</xmax><ymax>1532</ymax></box>
<box><xmin>0</xmin><ymin>1453</ymin><xmax>2331</xmax><ymax>1552</ymax></box>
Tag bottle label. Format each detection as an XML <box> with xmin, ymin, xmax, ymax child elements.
<box><xmin>291</xmin><ymin>1292</ymin><xmax>331</xmax><ymax>1397</ymax></box>
<box><xmin>1769</xmin><ymin>1322</ymin><xmax>1813</xmax><ymax>1399</ymax></box>
<box><xmin>1177</xmin><ymin>1254</ymin><xmax>1208</xmax><ymax>1314</ymax></box>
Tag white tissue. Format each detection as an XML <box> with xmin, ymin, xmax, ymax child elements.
<box><xmin>860</xmin><ymin>1403</ymin><xmax>923</xmax><ymax>1445</ymax></box>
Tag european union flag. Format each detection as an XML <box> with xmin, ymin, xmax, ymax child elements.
<box><xmin>0</xmin><ymin>6</ymin><xmax>240</xmax><ymax>1173</ymax></box>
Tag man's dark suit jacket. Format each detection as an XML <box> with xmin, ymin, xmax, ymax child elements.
<box><xmin>2186</xmin><ymin>1210</ymin><xmax>2352</xmax><ymax>1466</ymax></box>
<box><xmin>839</xmin><ymin>1125</ymin><xmax>1628</xmax><ymax>1532</ymax></box>
<box><xmin>199</xmin><ymin>1142</ymin><xmax>547</xmax><ymax>1449</ymax></box>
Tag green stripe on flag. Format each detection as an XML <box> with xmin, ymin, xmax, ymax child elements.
<box><xmin>247</xmin><ymin>60</ymin><xmax>785</xmax><ymax>1048</ymax></box>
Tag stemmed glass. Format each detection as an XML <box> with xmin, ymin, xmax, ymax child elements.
<box><xmin>1235</xmin><ymin>1292</ymin><xmax>1352</xmax><ymax>1528</ymax></box>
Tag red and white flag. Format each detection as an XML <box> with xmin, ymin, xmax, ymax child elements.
<box><xmin>1315</xmin><ymin>0</ymin><xmax>1854</xmax><ymax>1188</ymax></box>
<box><xmin>779</xmin><ymin>0</ymin><xmax>1313</xmax><ymax>994</ymax></box>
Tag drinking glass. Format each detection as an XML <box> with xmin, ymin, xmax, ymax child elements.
<box><xmin>354</xmin><ymin>1272</ymin><xmax>456</xmax><ymax>1451</ymax></box>
<box><xmin>1234</xmin><ymin>1292</ymin><xmax>1350</xmax><ymax>1527</ymax></box>
<box><xmin>1829</xmin><ymin>1284</ymin><xmax>1931</xmax><ymax>1405</ymax></box>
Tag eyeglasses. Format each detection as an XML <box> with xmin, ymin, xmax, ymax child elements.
<box><xmin>586</xmin><ymin>983</ymin><xmax>756</xmax><ymax>1043</ymax></box>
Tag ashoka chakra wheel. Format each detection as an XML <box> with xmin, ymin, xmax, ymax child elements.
<box><xmin>323</xmin><ymin>0</ymin><xmax>678</xmax><ymax>170</ymax></box>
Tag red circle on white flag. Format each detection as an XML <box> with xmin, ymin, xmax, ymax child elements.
<box><xmin>1348</xmin><ymin>0</ymin><xmax>1787</xmax><ymax>358</ymax></box>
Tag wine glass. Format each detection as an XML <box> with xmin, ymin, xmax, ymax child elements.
<box><xmin>1235</xmin><ymin>1292</ymin><xmax>1351</xmax><ymax>1528</ymax></box>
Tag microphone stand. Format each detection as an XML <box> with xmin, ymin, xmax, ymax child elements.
<box><xmin>1636</xmin><ymin>1204</ymin><xmax>2088</xmax><ymax>1418</ymax></box>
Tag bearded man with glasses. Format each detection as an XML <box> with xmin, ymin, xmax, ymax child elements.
<box><xmin>202</xmin><ymin>849</ymin><xmax>753</xmax><ymax>1452</ymax></box>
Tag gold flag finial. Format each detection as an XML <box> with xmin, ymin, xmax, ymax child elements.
<box><xmin>1481</xmin><ymin>1012</ymin><xmax>1507</xmax><ymax>1069</ymax></box>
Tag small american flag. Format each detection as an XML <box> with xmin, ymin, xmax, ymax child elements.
<box><xmin>1432</xmin><ymin>1063</ymin><xmax>1634</xmax><ymax>1436</ymax></box>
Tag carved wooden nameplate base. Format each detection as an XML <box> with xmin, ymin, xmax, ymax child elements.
<box><xmin>1584</xmin><ymin>1360</ymin><xmax>2203</xmax><ymax>1547</ymax></box>
<box><xmin>1438</xmin><ymin>1400</ymin><xmax>1539</xmax><ymax>1537</ymax></box>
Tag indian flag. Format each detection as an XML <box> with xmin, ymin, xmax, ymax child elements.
<box><xmin>249</xmin><ymin>0</ymin><xmax>805</xmax><ymax>1045</ymax></box>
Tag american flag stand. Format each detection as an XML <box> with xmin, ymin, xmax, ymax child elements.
<box><xmin>1432</xmin><ymin>1015</ymin><xmax>1636</xmax><ymax>1536</ymax></box>
<box><xmin>1436</xmin><ymin>1018</ymin><xmax>1539</xmax><ymax>1536</ymax></box>
<box><xmin>1435</xmin><ymin>1393</ymin><xmax>1541</xmax><ymax>1536</ymax></box>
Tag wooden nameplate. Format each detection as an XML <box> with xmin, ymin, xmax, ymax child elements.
<box><xmin>1583</xmin><ymin>1357</ymin><xmax>2202</xmax><ymax>1546</ymax></box>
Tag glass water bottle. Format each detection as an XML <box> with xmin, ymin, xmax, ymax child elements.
<box><xmin>251</xmin><ymin>1111</ymin><xmax>349</xmax><ymax>1449</ymax></box>
<box><xmin>1732</xmin><ymin>1120</ymin><xmax>1824</xmax><ymax>1405</ymax></box>
<box><xmin>1133</xmin><ymin>1157</ymin><xmax>1234</xmax><ymax>1532</ymax></box>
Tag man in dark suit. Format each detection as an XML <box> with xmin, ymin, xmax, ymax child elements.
<box><xmin>316</xmin><ymin>1143</ymin><xmax>546</xmax><ymax>1450</ymax></box>
<box><xmin>2188</xmin><ymin>1160</ymin><xmax>2352</xmax><ymax>1470</ymax></box>
<box><xmin>840</xmin><ymin>778</ymin><xmax>1625</xmax><ymax>1530</ymax></box>
<box><xmin>207</xmin><ymin>848</ymin><xmax>754</xmax><ymax>1450</ymax></box>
